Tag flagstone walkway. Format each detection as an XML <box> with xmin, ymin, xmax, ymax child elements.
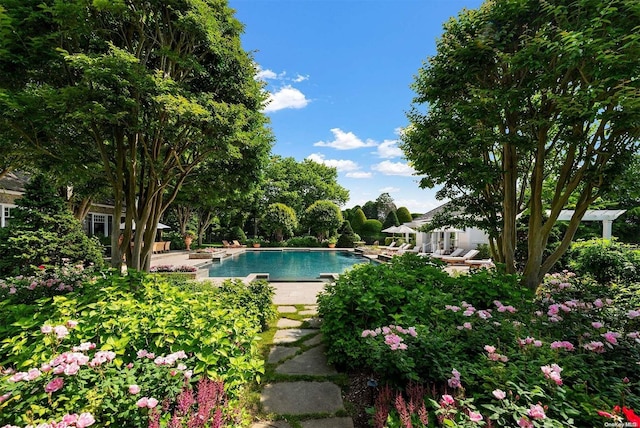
<box><xmin>251</xmin><ymin>303</ymin><xmax>354</xmax><ymax>428</ymax></box>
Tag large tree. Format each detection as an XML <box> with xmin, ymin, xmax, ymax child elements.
<box><xmin>402</xmin><ymin>0</ymin><xmax>640</xmax><ymax>289</ymax></box>
<box><xmin>260</xmin><ymin>156</ymin><xmax>349</xmax><ymax>218</ymax></box>
<box><xmin>0</xmin><ymin>0</ymin><xmax>272</xmax><ymax>270</ymax></box>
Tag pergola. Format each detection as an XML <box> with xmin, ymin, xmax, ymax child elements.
<box><xmin>555</xmin><ymin>210</ymin><xmax>626</xmax><ymax>239</ymax></box>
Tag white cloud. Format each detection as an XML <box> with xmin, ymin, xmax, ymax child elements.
<box><xmin>376</xmin><ymin>139</ymin><xmax>403</xmax><ymax>158</ymax></box>
<box><xmin>264</xmin><ymin>85</ymin><xmax>310</xmax><ymax>113</ymax></box>
<box><xmin>346</xmin><ymin>171</ymin><xmax>373</xmax><ymax>179</ymax></box>
<box><xmin>371</xmin><ymin>160</ymin><xmax>416</xmax><ymax>176</ymax></box>
<box><xmin>379</xmin><ymin>186</ymin><xmax>401</xmax><ymax>193</ymax></box>
<box><xmin>306</xmin><ymin>153</ymin><xmax>360</xmax><ymax>172</ymax></box>
<box><xmin>293</xmin><ymin>74</ymin><xmax>309</xmax><ymax>82</ymax></box>
<box><xmin>314</xmin><ymin>128</ymin><xmax>378</xmax><ymax>150</ymax></box>
<box><xmin>256</xmin><ymin>68</ymin><xmax>278</xmax><ymax>80</ymax></box>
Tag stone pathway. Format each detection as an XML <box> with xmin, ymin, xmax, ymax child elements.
<box><xmin>252</xmin><ymin>305</ymin><xmax>354</xmax><ymax>428</ymax></box>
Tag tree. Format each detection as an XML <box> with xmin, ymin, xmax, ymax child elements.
<box><xmin>362</xmin><ymin>201</ymin><xmax>378</xmax><ymax>220</ymax></box>
<box><xmin>0</xmin><ymin>174</ymin><xmax>103</xmax><ymax>276</ymax></box>
<box><xmin>402</xmin><ymin>0</ymin><xmax>640</xmax><ymax>289</ymax></box>
<box><xmin>303</xmin><ymin>200</ymin><xmax>343</xmax><ymax>240</ymax></box>
<box><xmin>336</xmin><ymin>220</ymin><xmax>358</xmax><ymax>248</ymax></box>
<box><xmin>396</xmin><ymin>207</ymin><xmax>413</xmax><ymax>224</ymax></box>
<box><xmin>350</xmin><ymin>208</ymin><xmax>367</xmax><ymax>235</ymax></box>
<box><xmin>382</xmin><ymin>210</ymin><xmax>400</xmax><ymax>229</ymax></box>
<box><xmin>0</xmin><ymin>0</ymin><xmax>271</xmax><ymax>271</ymax></box>
<box><xmin>262</xmin><ymin>203</ymin><xmax>297</xmax><ymax>242</ymax></box>
<box><xmin>375</xmin><ymin>193</ymin><xmax>397</xmax><ymax>221</ymax></box>
<box><xmin>260</xmin><ymin>156</ymin><xmax>349</xmax><ymax>219</ymax></box>
<box><xmin>360</xmin><ymin>219</ymin><xmax>383</xmax><ymax>244</ymax></box>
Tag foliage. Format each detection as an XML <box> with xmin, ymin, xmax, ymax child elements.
<box><xmin>285</xmin><ymin>236</ymin><xmax>321</xmax><ymax>248</ymax></box>
<box><xmin>383</xmin><ymin>210</ymin><xmax>400</xmax><ymax>229</ymax></box>
<box><xmin>0</xmin><ymin>271</ymin><xmax>272</xmax><ymax>426</ymax></box>
<box><xmin>336</xmin><ymin>220</ymin><xmax>358</xmax><ymax>248</ymax></box>
<box><xmin>566</xmin><ymin>239</ymin><xmax>640</xmax><ymax>284</ymax></box>
<box><xmin>258</xmin><ymin>156</ymin><xmax>349</xmax><ymax>219</ymax></box>
<box><xmin>0</xmin><ymin>0</ymin><xmax>272</xmax><ymax>271</ymax></box>
<box><xmin>376</xmin><ymin>193</ymin><xmax>398</xmax><ymax>222</ymax></box>
<box><xmin>401</xmin><ymin>0</ymin><xmax>640</xmax><ymax>289</ymax></box>
<box><xmin>0</xmin><ymin>174</ymin><xmax>104</xmax><ymax>277</ymax></box>
<box><xmin>350</xmin><ymin>208</ymin><xmax>367</xmax><ymax>234</ymax></box>
<box><xmin>226</xmin><ymin>226</ymin><xmax>247</xmax><ymax>243</ymax></box>
<box><xmin>396</xmin><ymin>207</ymin><xmax>413</xmax><ymax>224</ymax></box>
<box><xmin>261</xmin><ymin>202</ymin><xmax>298</xmax><ymax>242</ymax></box>
<box><xmin>302</xmin><ymin>200</ymin><xmax>344</xmax><ymax>240</ymax></box>
<box><xmin>319</xmin><ymin>261</ymin><xmax>640</xmax><ymax>426</ymax></box>
<box><xmin>360</xmin><ymin>219</ymin><xmax>383</xmax><ymax>243</ymax></box>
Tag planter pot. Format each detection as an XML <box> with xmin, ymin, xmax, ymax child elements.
<box><xmin>252</xmin><ymin>243</ymin><xmax>261</xmax><ymax>248</ymax></box>
<box><xmin>328</xmin><ymin>243</ymin><xmax>336</xmax><ymax>248</ymax></box>
<box><xmin>184</xmin><ymin>236</ymin><xmax>193</xmax><ymax>251</ymax></box>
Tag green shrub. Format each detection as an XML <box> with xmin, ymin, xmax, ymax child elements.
<box><xmin>0</xmin><ymin>174</ymin><xmax>104</xmax><ymax>277</ymax></box>
<box><xmin>286</xmin><ymin>236</ymin><xmax>321</xmax><ymax>247</ymax></box>
<box><xmin>0</xmin><ymin>272</ymin><xmax>274</xmax><ymax>427</ymax></box>
<box><xmin>336</xmin><ymin>220</ymin><xmax>358</xmax><ymax>248</ymax></box>
<box><xmin>567</xmin><ymin>239</ymin><xmax>640</xmax><ymax>284</ymax></box>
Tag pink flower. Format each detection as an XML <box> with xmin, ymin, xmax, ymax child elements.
<box><xmin>528</xmin><ymin>404</ymin><xmax>546</xmax><ymax>419</ymax></box>
<box><xmin>137</xmin><ymin>349</ymin><xmax>148</xmax><ymax>358</ymax></box>
<box><xmin>147</xmin><ymin>397</ymin><xmax>159</xmax><ymax>408</ymax></box>
<box><xmin>518</xmin><ymin>417</ymin><xmax>534</xmax><ymax>428</ymax></box>
<box><xmin>41</xmin><ymin>325</ymin><xmax>53</xmax><ymax>334</ymax></box>
<box><xmin>594</xmin><ymin>298</ymin><xmax>604</xmax><ymax>308</ymax></box>
<box><xmin>440</xmin><ymin>394</ymin><xmax>455</xmax><ymax>406</ymax></box>
<box><xmin>45</xmin><ymin>377</ymin><xmax>64</xmax><ymax>393</ymax></box>
<box><xmin>76</xmin><ymin>412</ymin><xmax>96</xmax><ymax>428</ymax></box>
<box><xmin>448</xmin><ymin>368</ymin><xmax>461</xmax><ymax>388</ymax></box>
<box><xmin>463</xmin><ymin>322</ymin><xmax>472</xmax><ymax>330</ymax></box>
<box><xmin>0</xmin><ymin>392</ymin><xmax>11</xmax><ymax>403</ymax></box>
<box><xmin>136</xmin><ymin>397</ymin><xmax>149</xmax><ymax>408</ymax></box>
<box><xmin>445</xmin><ymin>305</ymin><xmax>461</xmax><ymax>312</ymax></box>
<box><xmin>468</xmin><ymin>411</ymin><xmax>483</xmax><ymax>422</ymax></box>
<box><xmin>628</xmin><ymin>310</ymin><xmax>640</xmax><ymax>319</ymax></box>
<box><xmin>592</xmin><ymin>322</ymin><xmax>604</xmax><ymax>329</ymax></box>
<box><xmin>492</xmin><ymin>389</ymin><xmax>506</xmax><ymax>400</ymax></box>
<box><xmin>63</xmin><ymin>362</ymin><xmax>80</xmax><ymax>376</ymax></box>
<box><xmin>128</xmin><ymin>384</ymin><xmax>141</xmax><ymax>394</ymax></box>
<box><xmin>484</xmin><ymin>345</ymin><xmax>496</xmax><ymax>353</ymax></box>
<box><xmin>602</xmin><ymin>331</ymin><xmax>621</xmax><ymax>345</ymax></box>
<box><xmin>584</xmin><ymin>341</ymin><xmax>605</xmax><ymax>353</ymax></box>
<box><xmin>53</xmin><ymin>325</ymin><xmax>69</xmax><ymax>339</ymax></box>
<box><xmin>66</xmin><ymin>320</ymin><xmax>78</xmax><ymax>328</ymax></box>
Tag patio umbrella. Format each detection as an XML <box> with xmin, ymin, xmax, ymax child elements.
<box><xmin>381</xmin><ymin>226</ymin><xmax>401</xmax><ymax>233</ymax></box>
<box><xmin>119</xmin><ymin>222</ymin><xmax>171</xmax><ymax>230</ymax></box>
<box><xmin>395</xmin><ymin>225</ymin><xmax>417</xmax><ymax>241</ymax></box>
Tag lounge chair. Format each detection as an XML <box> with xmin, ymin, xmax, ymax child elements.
<box><xmin>441</xmin><ymin>249</ymin><xmax>480</xmax><ymax>265</ymax></box>
<box><xmin>232</xmin><ymin>240</ymin><xmax>247</xmax><ymax>248</ymax></box>
<box><xmin>222</xmin><ymin>240</ymin><xmax>233</xmax><ymax>248</ymax></box>
<box><xmin>465</xmin><ymin>258</ymin><xmax>494</xmax><ymax>270</ymax></box>
<box><xmin>382</xmin><ymin>241</ymin><xmax>397</xmax><ymax>251</ymax></box>
<box><xmin>430</xmin><ymin>248</ymin><xmax>465</xmax><ymax>259</ymax></box>
<box><xmin>396</xmin><ymin>244</ymin><xmax>414</xmax><ymax>255</ymax></box>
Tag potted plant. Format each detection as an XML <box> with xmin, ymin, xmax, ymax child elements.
<box><xmin>183</xmin><ymin>231</ymin><xmax>196</xmax><ymax>251</ymax></box>
<box><xmin>247</xmin><ymin>238</ymin><xmax>262</xmax><ymax>248</ymax></box>
<box><xmin>327</xmin><ymin>236</ymin><xmax>338</xmax><ymax>248</ymax></box>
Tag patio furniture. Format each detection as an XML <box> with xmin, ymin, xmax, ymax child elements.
<box><xmin>465</xmin><ymin>258</ymin><xmax>494</xmax><ymax>270</ymax></box>
<box><xmin>440</xmin><ymin>249</ymin><xmax>480</xmax><ymax>265</ymax></box>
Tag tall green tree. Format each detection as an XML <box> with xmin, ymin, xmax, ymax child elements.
<box><xmin>350</xmin><ymin>208</ymin><xmax>367</xmax><ymax>234</ymax></box>
<box><xmin>303</xmin><ymin>200</ymin><xmax>343</xmax><ymax>240</ymax></box>
<box><xmin>262</xmin><ymin>203</ymin><xmax>297</xmax><ymax>242</ymax></box>
<box><xmin>382</xmin><ymin>210</ymin><xmax>400</xmax><ymax>229</ymax></box>
<box><xmin>402</xmin><ymin>0</ymin><xmax>640</xmax><ymax>289</ymax></box>
<box><xmin>260</xmin><ymin>156</ymin><xmax>349</xmax><ymax>218</ymax></box>
<box><xmin>375</xmin><ymin>193</ymin><xmax>397</xmax><ymax>222</ymax></box>
<box><xmin>0</xmin><ymin>0</ymin><xmax>272</xmax><ymax>271</ymax></box>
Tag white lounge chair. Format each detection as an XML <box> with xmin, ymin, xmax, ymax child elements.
<box><xmin>441</xmin><ymin>249</ymin><xmax>480</xmax><ymax>265</ymax></box>
<box><xmin>396</xmin><ymin>244</ymin><xmax>414</xmax><ymax>255</ymax></box>
<box><xmin>430</xmin><ymin>248</ymin><xmax>465</xmax><ymax>259</ymax></box>
<box><xmin>465</xmin><ymin>258</ymin><xmax>494</xmax><ymax>270</ymax></box>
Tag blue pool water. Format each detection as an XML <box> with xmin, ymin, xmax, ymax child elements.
<box><xmin>207</xmin><ymin>250</ymin><xmax>369</xmax><ymax>280</ymax></box>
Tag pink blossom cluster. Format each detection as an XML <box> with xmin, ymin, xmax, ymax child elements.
<box><xmin>541</xmin><ymin>364</ymin><xmax>563</xmax><ymax>385</ymax></box>
<box><xmin>550</xmin><ymin>340</ymin><xmax>575</xmax><ymax>351</ymax></box>
<box><xmin>628</xmin><ymin>332</ymin><xmax>640</xmax><ymax>344</ymax></box>
<box><xmin>494</xmin><ymin>300</ymin><xmax>516</xmax><ymax>313</ymax></box>
<box><xmin>628</xmin><ymin>309</ymin><xmax>640</xmax><ymax>319</ymax></box>
<box><xmin>484</xmin><ymin>345</ymin><xmax>508</xmax><ymax>362</ymax></box>
<box><xmin>150</xmin><ymin>265</ymin><xmax>197</xmax><ymax>273</ymax></box>
<box><xmin>0</xmin><ymin>412</ymin><xmax>95</xmax><ymax>428</ymax></box>
<box><xmin>41</xmin><ymin>320</ymin><xmax>78</xmax><ymax>340</ymax></box>
<box><xmin>602</xmin><ymin>331</ymin><xmax>622</xmax><ymax>345</ymax></box>
<box><xmin>492</xmin><ymin>389</ymin><xmax>506</xmax><ymax>400</ymax></box>
<box><xmin>447</xmin><ymin>368</ymin><xmax>461</xmax><ymax>388</ymax></box>
<box><xmin>362</xmin><ymin>325</ymin><xmax>417</xmax><ymax>351</ymax></box>
<box><xmin>152</xmin><ymin>350</ymin><xmax>187</xmax><ymax>366</ymax></box>
<box><xmin>136</xmin><ymin>396</ymin><xmax>159</xmax><ymax>408</ymax></box>
<box><xmin>517</xmin><ymin>336</ymin><xmax>543</xmax><ymax>348</ymax></box>
<box><xmin>457</xmin><ymin>322</ymin><xmax>473</xmax><ymax>330</ymax></box>
<box><xmin>528</xmin><ymin>403</ymin><xmax>546</xmax><ymax>419</ymax></box>
<box><xmin>445</xmin><ymin>305</ymin><xmax>460</xmax><ymax>312</ymax></box>
<box><xmin>583</xmin><ymin>341</ymin><xmax>606</xmax><ymax>353</ymax></box>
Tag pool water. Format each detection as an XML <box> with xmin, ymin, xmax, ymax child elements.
<box><xmin>207</xmin><ymin>250</ymin><xmax>369</xmax><ymax>280</ymax></box>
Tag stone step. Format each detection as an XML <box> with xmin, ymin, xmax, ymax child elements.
<box><xmin>260</xmin><ymin>381</ymin><xmax>345</xmax><ymax>415</ymax></box>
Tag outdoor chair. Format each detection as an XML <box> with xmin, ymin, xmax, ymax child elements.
<box><xmin>232</xmin><ymin>240</ymin><xmax>246</xmax><ymax>248</ymax></box>
<box><xmin>441</xmin><ymin>249</ymin><xmax>480</xmax><ymax>265</ymax></box>
<box><xmin>222</xmin><ymin>240</ymin><xmax>233</xmax><ymax>248</ymax></box>
<box><xmin>465</xmin><ymin>258</ymin><xmax>494</xmax><ymax>270</ymax></box>
<box><xmin>430</xmin><ymin>248</ymin><xmax>465</xmax><ymax>259</ymax></box>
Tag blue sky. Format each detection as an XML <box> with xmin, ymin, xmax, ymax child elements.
<box><xmin>229</xmin><ymin>0</ymin><xmax>484</xmax><ymax>214</ymax></box>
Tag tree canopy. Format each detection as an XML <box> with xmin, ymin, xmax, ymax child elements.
<box><xmin>303</xmin><ymin>200</ymin><xmax>343</xmax><ymax>240</ymax></box>
<box><xmin>0</xmin><ymin>0</ymin><xmax>272</xmax><ymax>271</ymax></box>
<box><xmin>402</xmin><ymin>0</ymin><xmax>640</xmax><ymax>289</ymax></box>
<box><xmin>262</xmin><ymin>203</ymin><xmax>297</xmax><ymax>242</ymax></box>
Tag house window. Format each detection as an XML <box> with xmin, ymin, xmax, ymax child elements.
<box><xmin>87</xmin><ymin>213</ymin><xmax>113</xmax><ymax>237</ymax></box>
<box><xmin>1</xmin><ymin>205</ymin><xmax>15</xmax><ymax>227</ymax></box>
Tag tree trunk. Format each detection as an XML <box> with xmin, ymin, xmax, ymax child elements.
<box><xmin>502</xmin><ymin>143</ymin><xmax>518</xmax><ymax>274</ymax></box>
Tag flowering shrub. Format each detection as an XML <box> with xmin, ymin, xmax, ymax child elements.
<box><xmin>320</xmin><ymin>258</ymin><xmax>640</xmax><ymax>426</ymax></box>
<box><xmin>0</xmin><ymin>262</ymin><xmax>100</xmax><ymax>303</ymax></box>
<box><xmin>0</xmin><ymin>271</ymin><xmax>270</xmax><ymax>426</ymax></box>
<box><xmin>1</xmin><ymin>321</ymin><xmax>190</xmax><ymax>427</ymax></box>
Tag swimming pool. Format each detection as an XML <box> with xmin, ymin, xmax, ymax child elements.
<box><xmin>207</xmin><ymin>250</ymin><xmax>370</xmax><ymax>280</ymax></box>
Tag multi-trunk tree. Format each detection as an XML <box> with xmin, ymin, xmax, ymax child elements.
<box><xmin>0</xmin><ymin>0</ymin><xmax>272</xmax><ymax>270</ymax></box>
<box><xmin>402</xmin><ymin>0</ymin><xmax>640</xmax><ymax>289</ymax></box>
